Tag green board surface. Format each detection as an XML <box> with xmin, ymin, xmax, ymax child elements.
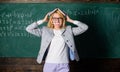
<box><xmin>0</xmin><ymin>3</ymin><xmax>120</xmax><ymax>58</ymax></box>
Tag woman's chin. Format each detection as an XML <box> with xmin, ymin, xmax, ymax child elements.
<box><xmin>54</xmin><ymin>24</ymin><xmax>61</xmax><ymax>26</ymax></box>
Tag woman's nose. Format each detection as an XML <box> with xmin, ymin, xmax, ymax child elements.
<box><xmin>55</xmin><ymin>19</ymin><xmax>60</xmax><ymax>23</ymax></box>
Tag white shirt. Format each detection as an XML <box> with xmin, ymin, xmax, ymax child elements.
<box><xmin>45</xmin><ymin>29</ymin><xmax>69</xmax><ymax>63</ymax></box>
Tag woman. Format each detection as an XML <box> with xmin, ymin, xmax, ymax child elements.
<box><xmin>26</xmin><ymin>8</ymin><xmax>88</xmax><ymax>72</ymax></box>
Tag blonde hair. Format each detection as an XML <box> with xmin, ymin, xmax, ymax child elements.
<box><xmin>47</xmin><ymin>10</ymin><xmax>66</xmax><ymax>29</ymax></box>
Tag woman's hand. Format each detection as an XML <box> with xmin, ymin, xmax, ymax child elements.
<box><xmin>66</xmin><ymin>15</ymin><xmax>74</xmax><ymax>23</ymax></box>
<box><xmin>42</xmin><ymin>13</ymin><xmax>49</xmax><ymax>22</ymax></box>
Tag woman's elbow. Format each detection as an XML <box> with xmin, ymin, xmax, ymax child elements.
<box><xmin>84</xmin><ymin>24</ymin><xmax>89</xmax><ymax>31</ymax></box>
<box><xmin>26</xmin><ymin>26</ymin><xmax>30</xmax><ymax>32</ymax></box>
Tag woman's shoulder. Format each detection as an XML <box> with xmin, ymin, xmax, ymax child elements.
<box><xmin>42</xmin><ymin>26</ymin><xmax>72</xmax><ymax>30</ymax></box>
<box><xmin>66</xmin><ymin>25</ymin><xmax>72</xmax><ymax>29</ymax></box>
<box><xmin>42</xmin><ymin>26</ymin><xmax>49</xmax><ymax>29</ymax></box>
<box><xmin>42</xmin><ymin>26</ymin><xmax>53</xmax><ymax>31</ymax></box>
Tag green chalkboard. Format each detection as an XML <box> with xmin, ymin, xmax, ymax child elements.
<box><xmin>0</xmin><ymin>3</ymin><xmax>120</xmax><ymax>58</ymax></box>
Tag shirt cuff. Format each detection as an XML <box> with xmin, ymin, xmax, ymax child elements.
<box><xmin>36</xmin><ymin>20</ymin><xmax>44</xmax><ymax>25</ymax></box>
<box><xmin>73</xmin><ymin>20</ymin><xmax>80</xmax><ymax>24</ymax></box>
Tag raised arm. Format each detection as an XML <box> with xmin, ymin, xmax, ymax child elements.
<box><xmin>26</xmin><ymin>13</ymin><xmax>49</xmax><ymax>37</ymax></box>
<box><xmin>66</xmin><ymin>15</ymin><xmax>88</xmax><ymax>36</ymax></box>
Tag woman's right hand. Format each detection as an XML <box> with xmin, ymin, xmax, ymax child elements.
<box><xmin>43</xmin><ymin>13</ymin><xmax>49</xmax><ymax>22</ymax></box>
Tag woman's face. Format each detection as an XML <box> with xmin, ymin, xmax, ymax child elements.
<box><xmin>52</xmin><ymin>13</ymin><xmax>63</xmax><ymax>29</ymax></box>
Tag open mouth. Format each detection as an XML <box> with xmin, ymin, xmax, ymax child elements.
<box><xmin>54</xmin><ymin>23</ymin><xmax>60</xmax><ymax>25</ymax></box>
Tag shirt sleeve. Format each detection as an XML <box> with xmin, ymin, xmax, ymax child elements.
<box><xmin>26</xmin><ymin>20</ymin><xmax>44</xmax><ymax>37</ymax></box>
<box><xmin>72</xmin><ymin>20</ymin><xmax>88</xmax><ymax>36</ymax></box>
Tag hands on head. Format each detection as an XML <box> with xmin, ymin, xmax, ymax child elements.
<box><xmin>42</xmin><ymin>8</ymin><xmax>74</xmax><ymax>23</ymax></box>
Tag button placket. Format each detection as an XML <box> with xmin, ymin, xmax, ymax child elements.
<box><xmin>66</xmin><ymin>40</ymin><xmax>69</xmax><ymax>42</ymax></box>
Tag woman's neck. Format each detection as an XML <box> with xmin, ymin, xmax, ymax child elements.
<box><xmin>54</xmin><ymin>27</ymin><xmax>61</xmax><ymax>30</ymax></box>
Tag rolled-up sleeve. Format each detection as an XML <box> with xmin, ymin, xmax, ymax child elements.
<box><xmin>72</xmin><ymin>20</ymin><xmax>88</xmax><ymax>36</ymax></box>
<box><xmin>26</xmin><ymin>20</ymin><xmax>44</xmax><ymax>37</ymax></box>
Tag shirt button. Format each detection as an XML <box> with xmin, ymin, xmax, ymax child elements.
<box><xmin>63</xmin><ymin>34</ymin><xmax>65</xmax><ymax>36</ymax></box>
<box><xmin>66</xmin><ymin>40</ymin><xmax>69</xmax><ymax>42</ymax></box>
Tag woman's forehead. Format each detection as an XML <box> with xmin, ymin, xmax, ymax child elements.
<box><xmin>52</xmin><ymin>13</ymin><xmax>61</xmax><ymax>17</ymax></box>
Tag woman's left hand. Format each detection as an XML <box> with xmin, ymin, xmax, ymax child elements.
<box><xmin>66</xmin><ymin>15</ymin><xmax>74</xmax><ymax>23</ymax></box>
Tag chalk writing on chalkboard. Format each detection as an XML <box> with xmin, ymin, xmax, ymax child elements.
<box><xmin>0</xmin><ymin>7</ymin><xmax>100</xmax><ymax>38</ymax></box>
<box><xmin>0</xmin><ymin>31</ymin><xmax>33</xmax><ymax>37</ymax></box>
<box><xmin>65</xmin><ymin>8</ymin><xmax>99</xmax><ymax>16</ymax></box>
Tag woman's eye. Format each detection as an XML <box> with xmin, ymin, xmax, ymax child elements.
<box><xmin>52</xmin><ymin>17</ymin><xmax>62</xmax><ymax>20</ymax></box>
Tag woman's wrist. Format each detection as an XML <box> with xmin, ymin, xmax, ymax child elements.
<box><xmin>67</xmin><ymin>18</ymin><xmax>75</xmax><ymax>23</ymax></box>
<box><xmin>36</xmin><ymin>20</ymin><xmax>44</xmax><ymax>25</ymax></box>
<box><xmin>73</xmin><ymin>20</ymin><xmax>80</xmax><ymax>24</ymax></box>
<box><xmin>42</xmin><ymin>18</ymin><xmax>47</xmax><ymax>22</ymax></box>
